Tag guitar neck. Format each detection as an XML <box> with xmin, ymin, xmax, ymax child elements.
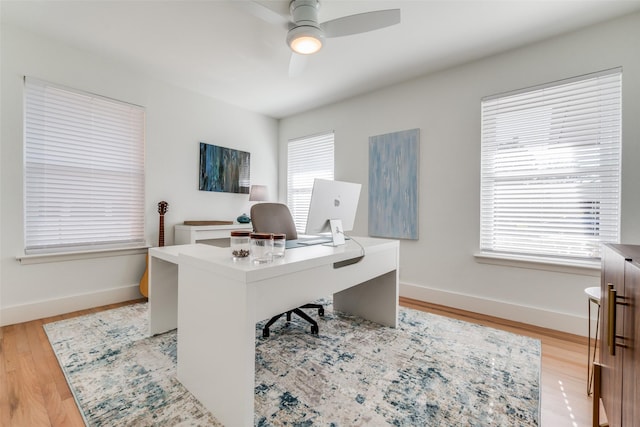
<box><xmin>159</xmin><ymin>214</ymin><xmax>165</xmax><ymax>247</ymax></box>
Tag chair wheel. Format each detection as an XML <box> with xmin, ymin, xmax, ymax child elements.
<box><xmin>262</xmin><ymin>328</ymin><xmax>270</xmax><ymax>338</ymax></box>
<box><xmin>318</xmin><ymin>307</ymin><xmax>325</xmax><ymax>316</ymax></box>
<box><xmin>311</xmin><ymin>325</ymin><xmax>319</xmax><ymax>334</ymax></box>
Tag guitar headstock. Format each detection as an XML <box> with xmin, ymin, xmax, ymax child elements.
<box><xmin>158</xmin><ymin>201</ymin><xmax>169</xmax><ymax>215</ymax></box>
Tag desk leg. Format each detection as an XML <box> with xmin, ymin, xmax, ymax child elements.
<box><xmin>177</xmin><ymin>260</ymin><xmax>256</xmax><ymax>427</ymax></box>
<box><xmin>333</xmin><ymin>269</ymin><xmax>398</xmax><ymax>328</ymax></box>
<box><xmin>148</xmin><ymin>257</ymin><xmax>178</xmax><ymax>336</ymax></box>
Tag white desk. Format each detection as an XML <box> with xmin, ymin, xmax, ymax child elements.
<box><xmin>176</xmin><ymin>237</ymin><xmax>399</xmax><ymax>427</ymax></box>
<box><xmin>174</xmin><ymin>223</ymin><xmax>252</xmax><ymax>245</ymax></box>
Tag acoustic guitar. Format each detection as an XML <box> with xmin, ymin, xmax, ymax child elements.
<box><xmin>139</xmin><ymin>201</ymin><xmax>169</xmax><ymax>297</ymax></box>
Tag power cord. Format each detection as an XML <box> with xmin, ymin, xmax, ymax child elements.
<box><xmin>346</xmin><ymin>233</ymin><xmax>366</xmax><ymax>258</ymax></box>
<box><xmin>332</xmin><ymin>233</ymin><xmax>365</xmax><ymax>269</ymax></box>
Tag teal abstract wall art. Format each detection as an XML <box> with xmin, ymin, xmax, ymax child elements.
<box><xmin>369</xmin><ymin>129</ymin><xmax>419</xmax><ymax>240</ymax></box>
<box><xmin>199</xmin><ymin>142</ymin><xmax>250</xmax><ymax>194</ymax></box>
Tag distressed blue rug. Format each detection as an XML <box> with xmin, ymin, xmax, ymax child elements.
<box><xmin>44</xmin><ymin>302</ymin><xmax>540</xmax><ymax>426</ymax></box>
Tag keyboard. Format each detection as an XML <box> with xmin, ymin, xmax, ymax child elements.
<box><xmin>285</xmin><ymin>237</ymin><xmax>333</xmax><ymax>249</ymax></box>
<box><xmin>298</xmin><ymin>237</ymin><xmax>332</xmax><ymax>246</ymax></box>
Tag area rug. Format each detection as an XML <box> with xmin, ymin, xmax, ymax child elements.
<box><xmin>44</xmin><ymin>302</ymin><xmax>540</xmax><ymax>426</ymax></box>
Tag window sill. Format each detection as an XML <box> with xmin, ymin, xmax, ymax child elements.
<box><xmin>474</xmin><ymin>251</ymin><xmax>601</xmax><ymax>276</ymax></box>
<box><xmin>16</xmin><ymin>245</ymin><xmax>150</xmax><ymax>265</ymax></box>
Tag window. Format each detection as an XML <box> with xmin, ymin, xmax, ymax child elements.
<box><xmin>287</xmin><ymin>131</ymin><xmax>334</xmax><ymax>232</ymax></box>
<box><xmin>24</xmin><ymin>77</ymin><xmax>145</xmax><ymax>254</ymax></box>
<box><xmin>480</xmin><ymin>68</ymin><xmax>621</xmax><ymax>261</ymax></box>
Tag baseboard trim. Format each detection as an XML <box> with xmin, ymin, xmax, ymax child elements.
<box><xmin>1</xmin><ymin>284</ymin><xmax>142</xmax><ymax>326</ymax></box>
<box><xmin>400</xmin><ymin>282</ymin><xmax>587</xmax><ymax>337</ymax></box>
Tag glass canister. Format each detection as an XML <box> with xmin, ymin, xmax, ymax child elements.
<box><xmin>230</xmin><ymin>230</ymin><xmax>251</xmax><ymax>261</ymax></box>
<box><xmin>272</xmin><ymin>233</ymin><xmax>286</xmax><ymax>259</ymax></box>
<box><xmin>250</xmin><ymin>232</ymin><xmax>273</xmax><ymax>264</ymax></box>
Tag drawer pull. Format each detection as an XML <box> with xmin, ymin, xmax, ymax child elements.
<box><xmin>608</xmin><ymin>285</ymin><xmax>616</xmax><ymax>356</ymax></box>
<box><xmin>607</xmin><ymin>284</ymin><xmax>628</xmax><ymax>356</ymax></box>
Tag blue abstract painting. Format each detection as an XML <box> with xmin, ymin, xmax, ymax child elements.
<box><xmin>369</xmin><ymin>129</ymin><xmax>419</xmax><ymax>240</ymax></box>
<box><xmin>199</xmin><ymin>142</ymin><xmax>250</xmax><ymax>194</ymax></box>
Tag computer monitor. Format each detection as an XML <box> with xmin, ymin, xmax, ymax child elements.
<box><xmin>304</xmin><ymin>178</ymin><xmax>362</xmax><ymax>235</ymax></box>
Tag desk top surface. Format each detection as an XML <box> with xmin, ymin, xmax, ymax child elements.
<box><xmin>150</xmin><ymin>237</ymin><xmax>398</xmax><ymax>281</ymax></box>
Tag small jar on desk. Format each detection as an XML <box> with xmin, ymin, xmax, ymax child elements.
<box><xmin>250</xmin><ymin>232</ymin><xmax>273</xmax><ymax>264</ymax></box>
<box><xmin>272</xmin><ymin>233</ymin><xmax>286</xmax><ymax>259</ymax></box>
<box><xmin>230</xmin><ymin>230</ymin><xmax>251</xmax><ymax>261</ymax></box>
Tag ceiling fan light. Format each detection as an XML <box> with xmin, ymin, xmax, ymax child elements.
<box><xmin>287</xmin><ymin>26</ymin><xmax>324</xmax><ymax>55</ymax></box>
<box><xmin>290</xmin><ymin>35</ymin><xmax>322</xmax><ymax>54</ymax></box>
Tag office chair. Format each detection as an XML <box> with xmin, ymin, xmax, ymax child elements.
<box><xmin>250</xmin><ymin>202</ymin><xmax>325</xmax><ymax>337</ymax></box>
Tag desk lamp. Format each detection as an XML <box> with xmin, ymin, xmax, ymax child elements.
<box><xmin>237</xmin><ymin>185</ymin><xmax>268</xmax><ymax>223</ymax></box>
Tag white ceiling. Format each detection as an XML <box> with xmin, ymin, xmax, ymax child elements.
<box><xmin>3</xmin><ymin>0</ymin><xmax>640</xmax><ymax>118</ymax></box>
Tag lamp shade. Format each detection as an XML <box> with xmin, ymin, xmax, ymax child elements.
<box><xmin>249</xmin><ymin>185</ymin><xmax>268</xmax><ymax>201</ymax></box>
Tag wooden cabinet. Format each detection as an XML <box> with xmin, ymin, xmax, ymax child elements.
<box><xmin>622</xmin><ymin>261</ymin><xmax>640</xmax><ymax>425</ymax></box>
<box><xmin>599</xmin><ymin>244</ymin><xmax>640</xmax><ymax>427</ymax></box>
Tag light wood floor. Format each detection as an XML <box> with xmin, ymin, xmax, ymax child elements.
<box><xmin>1</xmin><ymin>297</ymin><xmax>595</xmax><ymax>426</ymax></box>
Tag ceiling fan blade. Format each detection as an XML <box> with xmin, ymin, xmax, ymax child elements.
<box><xmin>236</xmin><ymin>0</ymin><xmax>290</xmax><ymax>28</ymax></box>
<box><xmin>321</xmin><ymin>9</ymin><xmax>401</xmax><ymax>38</ymax></box>
<box><xmin>288</xmin><ymin>52</ymin><xmax>308</xmax><ymax>77</ymax></box>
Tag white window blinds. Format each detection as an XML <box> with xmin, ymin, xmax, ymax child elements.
<box><xmin>24</xmin><ymin>77</ymin><xmax>146</xmax><ymax>254</ymax></box>
<box><xmin>480</xmin><ymin>68</ymin><xmax>621</xmax><ymax>261</ymax></box>
<box><xmin>287</xmin><ymin>131</ymin><xmax>334</xmax><ymax>232</ymax></box>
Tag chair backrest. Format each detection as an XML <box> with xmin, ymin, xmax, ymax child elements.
<box><xmin>250</xmin><ymin>203</ymin><xmax>298</xmax><ymax>240</ymax></box>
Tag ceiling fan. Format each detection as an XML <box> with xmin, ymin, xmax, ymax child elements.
<box><xmin>241</xmin><ymin>0</ymin><xmax>401</xmax><ymax>76</ymax></box>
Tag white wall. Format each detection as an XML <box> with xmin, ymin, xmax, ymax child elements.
<box><xmin>279</xmin><ymin>12</ymin><xmax>640</xmax><ymax>336</ymax></box>
<box><xmin>3</xmin><ymin>13</ymin><xmax>639</xmax><ymax>334</ymax></box>
<box><xmin>0</xmin><ymin>25</ymin><xmax>279</xmax><ymax>325</ymax></box>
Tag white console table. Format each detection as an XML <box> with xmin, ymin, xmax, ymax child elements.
<box><xmin>174</xmin><ymin>223</ymin><xmax>252</xmax><ymax>245</ymax></box>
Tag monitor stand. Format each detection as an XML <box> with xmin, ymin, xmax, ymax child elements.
<box><xmin>327</xmin><ymin>219</ymin><xmax>345</xmax><ymax>246</ymax></box>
